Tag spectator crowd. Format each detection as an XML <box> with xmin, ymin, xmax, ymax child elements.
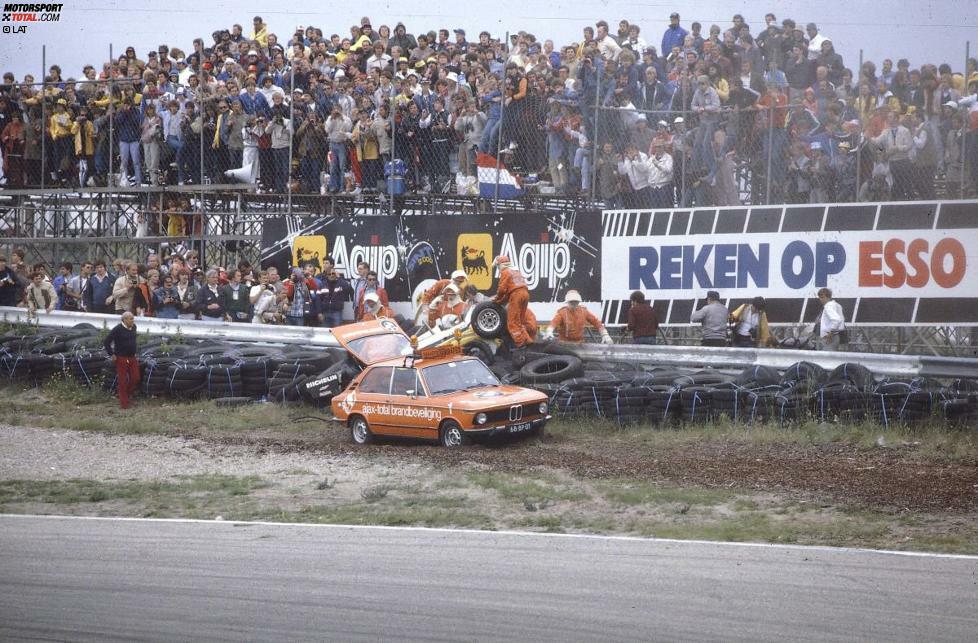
<box><xmin>0</xmin><ymin>12</ymin><xmax>976</xmax><ymax>207</ymax></box>
<box><xmin>0</xmin><ymin>246</ymin><xmax>479</xmax><ymax>329</ymax></box>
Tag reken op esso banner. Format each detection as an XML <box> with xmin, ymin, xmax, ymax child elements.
<box><xmin>600</xmin><ymin>201</ymin><xmax>978</xmax><ymax>325</ymax></box>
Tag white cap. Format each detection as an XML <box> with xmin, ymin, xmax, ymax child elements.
<box><xmin>443</xmin><ymin>284</ymin><xmax>460</xmax><ymax>295</ymax></box>
<box><xmin>364</xmin><ymin>292</ymin><xmax>380</xmax><ymax>304</ymax></box>
<box><xmin>444</xmin><ymin>72</ymin><xmax>459</xmax><ymax>83</ymax></box>
<box><xmin>450</xmin><ymin>269</ymin><xmax>466</xmax><ymax>281</ymax></box>
<box><xmin>673</xmin><ymin>116</ymin><xmax>684</xmax><ymax>124</ymax></box>
<box><xmin>943</xmin><ymin>100</ymin><xmax>959</xmax><ymax>109</ymax></box>
<box><xmin>564</xmin><ymin>290</ymin><xmax>582</xmax><ymax>303</ymax></box>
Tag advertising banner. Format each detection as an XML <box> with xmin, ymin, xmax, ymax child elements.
<box><xmin>600</xmin><ymin>201</ymin><xmax>978</xmax><ymax>325</ymax></box>
<box><xmin>261</xmin><ymin>202</ymin><xmax>977</xmax><ymax>326</ymax></box>
<box><xmin>261</xmin><ymin>212</ymin><xmax>602</xmax><ymax>319</ymax></box>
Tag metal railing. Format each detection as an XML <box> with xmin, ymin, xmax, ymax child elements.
<box><xmin>3</xmin><ymin>40</ymin><xmax>973</xmax><ymax>216</ymax></box>
<box><xmin>5</xmin><ymin>306</ymin><xmax>977</xmax><ymax>379</ymax></box>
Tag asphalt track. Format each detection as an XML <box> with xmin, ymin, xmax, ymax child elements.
<box><xmin>1</xmin><ymin>515</ymin><xmax>976</xmax><ymax>641</ymax></box>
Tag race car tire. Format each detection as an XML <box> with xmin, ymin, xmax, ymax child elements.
<box><xmin>464</xmin><ymin>339</ymin><xmax>496</xmax><ymax>366</ymax></box>
<box><xmin>471</xmin><ymin>302</ymin><xmax>509</xmax><ymax>340</ymax></box>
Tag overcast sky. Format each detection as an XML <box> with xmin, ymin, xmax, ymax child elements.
<box><xmin>1</xmin><ymin>0</ymin><xmax>975</xmax><ymax>81</ymax></box>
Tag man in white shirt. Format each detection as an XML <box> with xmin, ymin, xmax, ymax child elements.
<box><xmin>805</xmin><ymin>23</ymin><xmax>826</xmax><ymax>60</ymax></box>
<box><xmin>647</xmin><ymin>141</ymin><xmax>674</xmax><ymax>208</ymax></box>
<box><xmin>595</xmin><ymin>20</ymin><xmax>622</xmax><ymax>61</ymax></box>
<box><xmin>617</xmin><ymin>143</ymin><xmax>652</xmax><ymax>209</ymax></box>
<box><xmin>817</xmin><ymin>287</ymin><xmax>846</xmax><ymax>351</ymax></box>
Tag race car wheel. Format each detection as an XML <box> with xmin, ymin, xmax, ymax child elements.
<box><xmin>349</xmin><ymin>415</ymin><xmax>373</xmax><ymax>445</ymax></box>
<box><xmin>464</xmin><ymin>339</ymin><xmax>496</xmax><ymax>365</ymax></box>
<box><xmin>439</xmin><ymin>420</ymin><xmax>468</xmax><ymax>448</ymax></box>
<box><xmin>471</xmin><ymin>302</ymin><xmax>508</xmax><ymax>340</ymax></box>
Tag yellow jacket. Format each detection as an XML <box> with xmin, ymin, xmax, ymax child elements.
<box><xmin>352</xmin><ymin>122</ymin><xmax>380</xmax><ymax>161</ymax></box>
<box><xmin>71</xmin><ymin>119</ymin><xmax>96</xmax><ymax>155</ymax></box>
<box><xmin>730</xmin><ymin>304</ymin><xmax>777</xmax><ymax>347</ymax></box>
<box><xmin>48</xmin><ymin>111</ymin><xmax>73</xmax><ymax>140</ymax></box>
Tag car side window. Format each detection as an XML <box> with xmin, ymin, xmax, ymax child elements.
<box><xmin>391</xmin><ymin>367</ymin><xmax>425</xmax><ymax>397</ymax></box>
<box><xmin>358</xmin><ymin>367</ymin><xmax>393</xmax><ymax>394</ymax></box>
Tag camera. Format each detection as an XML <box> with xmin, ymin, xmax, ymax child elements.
<box><xmin>266</xmin><ymin>284</ymin><xmax>275</xmax><ymax>292</ymax></box>
<box><xmin>129</xmin><ymin>277</ymin><xmax>138</xmax><ymax>286</ymax></box>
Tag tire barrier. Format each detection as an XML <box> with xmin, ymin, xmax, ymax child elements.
<box><xmin>499</xmin><ymin>349</ymin><xmax>978</xmax><ymax>429</ymax></box>
<box><xmin>0</xmin><ymin>327</ymin><xmax>351</xmax><ymax>407</ymax></box>
<box><xmin>2</xmin><ymin>326</ymin><xmax>977</xmax><ymax>425</ymax></box>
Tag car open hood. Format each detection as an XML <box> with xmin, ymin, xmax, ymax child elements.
<box><xmin>451</xmin><ymin>385</ymin><xmax>547</xmax><ymax>410</ymax></box>
<box><xmin>330</xmin><ymin>319</ymin><xmax>413</xmax><ymax>366</ymax></box>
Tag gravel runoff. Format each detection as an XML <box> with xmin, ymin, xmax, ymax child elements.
<box><xmin>0</xmin><ymin>424</ymin><xmax>390</xmax><ymax>482</ymax></box>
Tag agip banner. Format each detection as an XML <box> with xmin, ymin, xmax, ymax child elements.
<box><xmin>260</xmin><ymin>202</ymin><xmax>978</xmax><ymax>326</ymax></box>
<box><xmin>600</xmin><ymin>201</ymin><xmax>978</xmax><ymax>325</ymax></box>
<box><xmin>261</xmin><ymin>212</ymin><xmax>602</xmax><ymax>319</ymax></box>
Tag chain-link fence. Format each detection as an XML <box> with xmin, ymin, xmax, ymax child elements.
<box><xmin>0</xmin><ymin>41</ymin><xmax>974</xmax><ymax>212</ymax></box>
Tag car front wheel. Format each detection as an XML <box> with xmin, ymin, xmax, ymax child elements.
<box><xmin>439</xmin><ymin>420</ymin><xmax>468</xmax><ymax>448</ymax></box>
<box><xmin>349</xmin><ymin>415</ymin><xmax>373</xmax><ymax>445</ymax></box>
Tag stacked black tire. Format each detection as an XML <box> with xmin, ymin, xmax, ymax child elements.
<box><xmin>485</xmin><ymin>344</ymin><xmax>978</xmax><ymax>429</ymax></box>
<box><xmin>0</xmin><ymin>326</ymin><xmax>358</xmax><ymax>408</ymax></box>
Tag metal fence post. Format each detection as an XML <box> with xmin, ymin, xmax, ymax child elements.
<box><xmin>287</xmin><ymin>63</ymin><xmax>294</xmax><ymax>215</ymax></box>
<box><xmin>493</xmin><ymin>31</ymin><xmax>510</xmax><ymax>216</ymax></box>
<box><xmin>765</xmin><ymin>98</ymin><xmax>774</xmax><ymax>205</ymax></box>
<box><xmin>590</xmin><ymin>60</ymin><xmax>601</xmax><ymax>203</ymax></box>
<box><xmin>681</xmin><ymin>81</ymin><xmax>688</xmax><ymax>207</ymax></box>
<box><xmin>40</xmin><ymin>45</ymin><xmax>46</xmax><ymax>192</ymax></box>
<box><xmin>963</xmin><ymin>41</ymin><xmax>971</xmax><ymax>200</ymax></box>
<box><xmin>389</xmin><ymin>96</ymin><xmax>395</xmax><ymax>217</ymax></box>
<box><xmin>856</xmin><ymin>49</ymin><xmax>863</xmax><ymax>202</ymax></box>
<box><xmin>108</xmin><ymin>44</ymin><xmax>114</xmax><ymax>231</ymax></box>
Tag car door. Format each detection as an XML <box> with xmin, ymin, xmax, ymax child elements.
<box><xmin>385</xmin><ymin>367</ymin><xmax>441</xmax><ymax>439</ymax></box>
<box><xmin>354</xmin><ymin>366</ymin><xmax>396</xmax><ymax>436</ymax></box>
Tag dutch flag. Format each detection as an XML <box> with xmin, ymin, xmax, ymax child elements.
<box><xmin>476</xmin><ymin>152</ymin><xmax>524</xmax><ymax>199</ymax></box>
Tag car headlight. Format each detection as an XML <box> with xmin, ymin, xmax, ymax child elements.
<box><xmin>475</xmin><ymin>412</ymin><xmax>487</xmax><ymax>425</ymax></box>
<box><xmin>539</xmin><ymin>402</ymin><xmax>548</xmax><ymax>415</ymax></box>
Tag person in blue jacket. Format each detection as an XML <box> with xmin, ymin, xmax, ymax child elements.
<box><xmin>661</xmin><ymin>12</ymin><xmax>689</xmax><ymax>61</ymax></box>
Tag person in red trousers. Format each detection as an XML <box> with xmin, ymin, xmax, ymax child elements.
<box><xmin>103</xmin><ymin>311</ymin><xmax>140</xmax><ymax>409</ymax></box>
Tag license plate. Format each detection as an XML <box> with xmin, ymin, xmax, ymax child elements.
<box><xmin>508</xmin><ymin>422</ymin><xmax>533</xmax><ymax>433</ymax></box>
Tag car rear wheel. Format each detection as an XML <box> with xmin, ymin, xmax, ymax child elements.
<box><xmin>439</xmin><ymin>420</ymin><xmax>468</xmax><ymax>448</ymax></box>
<box><xmin>349</xmin><ymin>415</ymin><xmax>373</xmax><ymax>445</ymax></box>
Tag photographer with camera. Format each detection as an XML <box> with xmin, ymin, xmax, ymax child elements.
<box><xmin>65</xmin><ymin>261</ymin><xmax>92</xmax><ymax>312</ymax></box>
<box><xmin>153</xmin><ymin>273</ymin><xmax>182</xmax><ymax>319</ymax></box>
<box><xmin>26</xmin><ymin>271</ymin><xmax>57</xmax><ymax>315</ymax></box>
<box><xmin>283</xmin><ymin>267</ymin><xmax>316</xmax><ymax>326</ymax></box>
<box><xmin>112</xmin><ymin>262</ymin><xmax>141</xmax><ymax>314</ymax></box>
<box><xmin>249</xmin><ymin>270</ymin><xmax>280</xmax><ymax>324</ymax></box>
<box><xmin>52</xmin><ymin>262</ymin><xmax>73</xmax><ymax>311</ymax></box>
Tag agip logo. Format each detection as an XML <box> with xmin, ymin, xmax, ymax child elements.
<box><xmin>457</xmin><ymin>233</ymin><xmax>492</xmax><ymax>289</ymax></box>
<box><xmin>292</xmin><ymin>235</ymin><xmax>327</xmax><ymax>275</ymax></box>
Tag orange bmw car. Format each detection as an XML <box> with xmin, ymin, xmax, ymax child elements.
<box><xmin>330</xmin><ymin>321</ymin><xmax>551</xmax><ymax>448</ymax></box>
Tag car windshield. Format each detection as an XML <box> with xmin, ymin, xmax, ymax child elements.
<box><xmin>423</xmin><ymin>359</ymin><xmax>500</xmax><ymax>395</ymax></box>
<box><xmin>346</xmin><ymin>333</ymin><xmax>413</xmax><ymax>364</ymax></box>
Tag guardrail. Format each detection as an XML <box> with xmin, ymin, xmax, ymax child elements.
<box><xmin>4</xmin><ymin>306</ymin><xmax>977</xmax><ymax>379</ymax></box>
<box><xmin>572</xmin><ymin>344</ymin><xmax>978</xmax><ymax>380</ymax></box>
<box><xmin>0</xmin><ymin>307</ymin><xmax>341</xmax><ymax>348</ymax></box>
